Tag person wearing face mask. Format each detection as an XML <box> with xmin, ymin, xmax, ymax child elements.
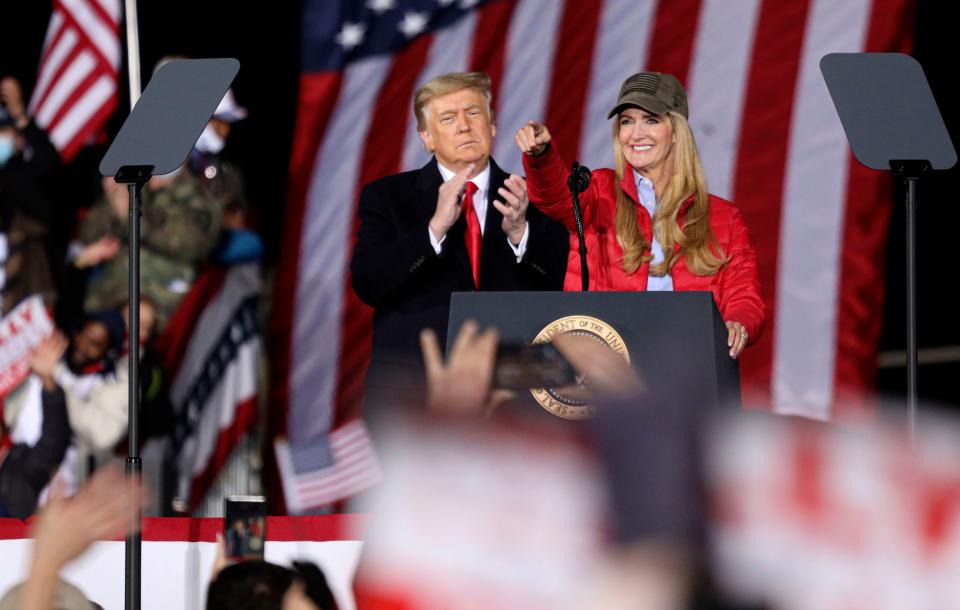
<box><xmin>0</xmin><ymin>119</ymin><xmax>17</xmax><ymax>166</ymax></box>
<box><xmin>189</xmin><ymin>88</ymin><xmax>249</xmax><ymax>212</ymax></box>
<box><xmin>516</xmin><ymin>72</ymin><xmax>764</xmax><ymax>360</ymax></box>
<box><xmin>70</xmin><ymin>57</ymin><xmax>225</xmax><ymax>330</ymax></box>
<box><xmin>188</xmin><ymin>89</ymin><xmax>265</xmax><ymax>266</ymax></box>
<box><xmin>0</xmin><ymin>76</ymin><xmax>60</xmax><ymax>315</ymax></box>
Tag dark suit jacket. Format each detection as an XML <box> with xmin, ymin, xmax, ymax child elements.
<box><xmin>350</xmin><ymin>158</ymin><xmax>568</xmax><ymax>374</ymax></box>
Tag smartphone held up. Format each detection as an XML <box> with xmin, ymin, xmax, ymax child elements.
<box><xmin>224</xmin><ymin>495</ymin><xmax>267</xmax><ymax>561</ymax></box>
<box><xmin>494</xmin><ymin>342</ymin><xmax>577</xmax><ymax>390</ymax></box>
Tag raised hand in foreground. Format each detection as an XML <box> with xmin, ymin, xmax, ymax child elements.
<box><xmin>18</xmin><ymin>465</ymin><xmax>146</xmax><ymax>610</ymax></box>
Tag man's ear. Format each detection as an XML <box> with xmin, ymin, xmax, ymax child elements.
<box><xmin>419</xmin><ymin>129</ymin><xmax>434</xmax><ymax>153</ymax></box>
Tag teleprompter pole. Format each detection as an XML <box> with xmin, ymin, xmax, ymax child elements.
<box><xmin>116</xmin><ymin>165</ymin><xmax>151</xmax><ymax>610</ymax></box>
<box><xmin>891</xmin><ymin>160</ymin><xmax>929</xmax><ymax>443</ymax></box>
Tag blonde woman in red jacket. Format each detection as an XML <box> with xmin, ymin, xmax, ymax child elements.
<box><xmin>516</xmin><ymin>72</ymin><xmax>764</xmax><ymax>359</ymax></box>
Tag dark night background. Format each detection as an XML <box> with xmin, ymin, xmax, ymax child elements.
<box><xmin>2</xmin><ymin>1</ymin><xmax>956</xmax><ymax>410</ymax></box>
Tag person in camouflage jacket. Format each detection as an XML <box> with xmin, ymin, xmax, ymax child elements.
<box><xmin>77</xmin><ymin>169</ymin><xmax>222</xmax><ymax>329</ymax></box>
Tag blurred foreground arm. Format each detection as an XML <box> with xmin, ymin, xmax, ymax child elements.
<box><xmin>19</xmin><ymin>465</ymin><xmax>145</xmax><ymax>610</ymax></box>
<box><xmin>420</xmin><ymin>321</ymin><xmax>514</xmax><ymax>417</ymax></box>
<box><xmin>420</xmin><ymin>322</ymin><xmax>646</xmax><ymax>416</ymax></box>
<box><xmin>551</xmin><ymin>333</ymin><xmax>645</xmax><ymax>403</ymax></box>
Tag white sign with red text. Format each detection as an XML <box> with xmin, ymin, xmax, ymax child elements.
<box><xmin>0</xmin><ymin>296</ymin><xmax>54</xmax><ymax>397</ymax></box>
<box><xmin>707</xmin><ymin>413</ymin><xmax>960</xmax><ymax>610</ymax></box>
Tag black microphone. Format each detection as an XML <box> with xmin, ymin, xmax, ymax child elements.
<box><xmin>568</xmin><ymin>161</ymin><xmax>592</xmax><ymax>193</ymax></box>
<box><xmin>567</xmin><ymin>161</ymin><xmax>591</xmax><ymax>291</ymax></box>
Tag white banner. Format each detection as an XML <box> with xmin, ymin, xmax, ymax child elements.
<box><xmin>0</xmin><ymin>533</ymin><xmax>362</xmax><ymax>610</ymax></box>
<box><xmin>0</xmin><ymin>296</ymin><xmax>54</xmax><ymax>397</ymax></box>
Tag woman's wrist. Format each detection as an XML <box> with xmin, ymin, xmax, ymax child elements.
<box><xmin>528</xmin><ymin>141</ymin><xmax>550</xmax><ymax>158</ymax></box>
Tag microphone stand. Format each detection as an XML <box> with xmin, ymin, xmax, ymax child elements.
<box><xmin>568</xmin><ymin>161</ymin><xmax>591</xmax><ymax>291</ymax></box>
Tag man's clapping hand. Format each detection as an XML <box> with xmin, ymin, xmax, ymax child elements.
<box><xmin>429</xmin><ymin>163</ymin><xmax>475</xmax><ymax>242</ymax></box>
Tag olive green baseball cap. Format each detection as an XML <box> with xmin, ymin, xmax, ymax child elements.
<box><xmin>607</xmin><ymin>72</ymin><xmax>688</xmax><ymax>119</ymax></box>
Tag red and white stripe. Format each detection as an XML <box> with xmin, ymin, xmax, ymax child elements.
<box><xmin>290</xmin><ymin>56</ymin><xmax>392</xmax><ymax>442</ymax></box>
<box><xmin>27</xmin><ymin>0</ymin><xmax>121</xmax><ymax>162</ymax></box>
<box><xmin>273</xmin><ymin>0</ymin><xmax>915</xmax><ymax>459</ymax></box>
<box><xmin>401</xmin><ymin>12</ymin><xmax>478</xmax><ymax>171</ymax></box>
<box><xmin>491</xmin><ymin>0</ymin><xmax>565</xmax><ymax>173</ymax></box>
<box><xmin>163</xmin><ymin>263</ymin><xmax>262</xmax><ymax>508</ymax></box>
<box><xmin>0</xmin><ymin>515</ymin><xmax>365</xmax><ymax>610</ymax></box>
<box><xmin>580</xmin><ymin>0</ymin><xmax>657</xmax><ymax>170</ymax></box>
<box><xmin>686</xmin><ymin>0</ymin><xmax>762</xmax><ymax>201</ymax></box>
<box><xmin>772</xmin><ymin>0</ymin><xmax>873</xmax><ymax>419</ymax></box>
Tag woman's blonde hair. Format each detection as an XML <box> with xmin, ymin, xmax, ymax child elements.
<box><xmin>613</xmin><ymin>111</ymin><xmax>727</xmax><ymax>276</ymax></box>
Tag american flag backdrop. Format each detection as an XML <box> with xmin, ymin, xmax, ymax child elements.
<box><xmin>271</xmin><ymin>0</ymin><xmax>915</xmax><ymax>491</ymax></box>
<box><xmin>27</xmin><ymin>0</ymin><xmax>121</xmax><ymax>162</ymax></box>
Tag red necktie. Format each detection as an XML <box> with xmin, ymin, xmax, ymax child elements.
<box><xmin>462</xmin><ymin>181</ymin><xmax>482</xmax><ymax>288</ymax></box>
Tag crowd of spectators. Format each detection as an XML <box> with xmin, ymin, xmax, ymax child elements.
<box><xmin>0</xmin><ymin>70</ymin><xmax>262</xmax><ymax>520</ymax></box>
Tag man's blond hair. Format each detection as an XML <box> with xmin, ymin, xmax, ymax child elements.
<box><xmin>413</xmin><ymin>72</ymin><xmax>495</xmax><ymax>131</ymax></box>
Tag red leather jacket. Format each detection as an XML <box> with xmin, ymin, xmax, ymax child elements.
<box><xmin>523</xmin><ymin>144</ymin><xmax>765</xmax><ymax>344</ymax></box>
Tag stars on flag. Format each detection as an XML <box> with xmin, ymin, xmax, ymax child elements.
<box><xmin>324</xmin><ymin>0</ymin><xmax>489</xmax><ymax>63</ymax></box>
<box><xmin>335</xmin><ymin>22</ymin><xmax>367</xmax><ymax>50</ymax></box>
<box><xmin>398</xmin><ymin>11</ymin><xmax>429</xmax><ymax>38</ymax></box>
<box><xmin>367</xmin><ymin>0</ymin><xmax>395</xmax><ymax>14</ymax></box>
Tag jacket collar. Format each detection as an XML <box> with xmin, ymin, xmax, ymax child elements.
<box><xmin>619</xmin><ymin>167</ymin><xmax>640</xmax><ymax>204</ymax></box>
<box><xmin>415</xmin><ymin>158</ymin><xmax>445</xmax><ymax>192</ymax></box>
<box><xmin>417</xmin><ymin>157</ymin><xmax>503</xmax><ymax>191</ymax></box>
<box><xmin>618</xmin><ymin>168</ymin><xmax>698</xmax><ymax>216</ymax></box>
<box><xmin>415</xmin><ymin>157</ymin><xmax>508</xmax><ymax>289</ymax></box>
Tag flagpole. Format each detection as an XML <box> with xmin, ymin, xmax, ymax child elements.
<box><xmin>122</xmin><ymin>3</ymin><xmax>143</xmax><ymax>610</ymax></box>
<box><xmin>125</xmin><ymin>0</ymin><xmax>141</xmax><ymax>107</ymax></box>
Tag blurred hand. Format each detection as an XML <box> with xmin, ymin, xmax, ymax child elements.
<box><xmin>551</xmin><ymin>334</ymin><xmax>645</xmax><ymax>401</ymax></box>
<box><xmin>0</xmin><ymin>77</ymin><xmax>27</xmax><ymax>122</ymax></box>
<box><xmin>725</xmin><ymin>320</ymin><xmax>748</xmax><ymax>360</ymax></box>
<box><xmin>30</xmin><ymin>464</ymin><xmax>145</xmax><ymax>570</ymax></box>
<box><xmin>421</xmin><ymin>320</ymin><xmax>514</xmax><ymax>416</ymax></box>
<box><xmin>429</xmin><ymin>163</ymin><xmax>475</xmax><ymax>242</ymax></box>
<box><xmin>514</xmin><ymin>120</ymin><xmax>552</xmax><ymax>157</ymax></box>
<box><xmin>211</xmin><ymin>532</ymin><xmax>229</xmax><ymax>581</ymax></box>
<box><xmin>74</xmin><ymin>236</ymin><xmax>120</xmax><ymax>268</ymax></box>
<box><xmin>492</xmin><ymin>174</ymin><xmax>529</xmax><ymax>245</ymax></box>
<box><xmin>29</xmin><ymin>333</ymin><xmax>68</xmax><ymax>390</ymax></box>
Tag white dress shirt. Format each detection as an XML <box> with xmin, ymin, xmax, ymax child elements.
<box><xmin>429</xmin><ymin>161</ymin><xmax>529</xmax><ymax>261</ymax></box>
<box><xmin>633</xmin><ymin>169</ymin><xmax>674</xmax><ymax>291</ymax></box>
